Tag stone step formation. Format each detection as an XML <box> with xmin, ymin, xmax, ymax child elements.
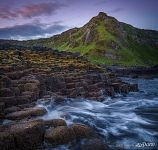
<box><xmin>0</xmin><ymin>49</ymin><xmax>138</xmax><ymax>150</ymax></box>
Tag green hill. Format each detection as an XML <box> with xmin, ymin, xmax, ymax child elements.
<box><xmin>1</xmin><ymin>12</ymin><xmax>158</xmax><ymax>66</ymax></box>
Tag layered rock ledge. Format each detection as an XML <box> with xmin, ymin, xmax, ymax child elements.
<box><xmin>0</xmin><ymin>49</ymin><xmax>138</xmax><ymax>149</ymax></box>
<box><xmin>0</xmin><ymin>49</ymin><xmax>138</xmax><ymax>109</ymax></box>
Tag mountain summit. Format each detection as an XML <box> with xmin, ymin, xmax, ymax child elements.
<box><xmin>11</xmin><ymin>12</ymin><xmax>158</xmax><ymax>65</ymax></box>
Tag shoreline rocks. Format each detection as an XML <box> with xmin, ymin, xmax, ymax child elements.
<box><xmin>0</xmin><ymin>119</ymin><xmax>45</xmax><ymax>150</ymax></box>
<box><xmin>6</xmin><ymin>107</ymin><xmax>47</xmax><ymax>120</ymax></box>
<box><xmin>107</xmin><ymin>65</ymin><xmax>158</xmax><ymax>77</ymax></box>
<box><xmin>0</xmin><ymin>49</ymin><xmax>139</xmax><ymax>149</ymax></box>
<box><xmin>45</xmin><ymin>126</ymin><xmax>76</xmax><ymax>146</ymax></box>
<box><xmin>0</xmin><ymin>50</ymin><xmax>139</xmax><ymax>109</ymax></box>
<box><xmin>0</xmin><ymin>119</ymin><xmax>104</xmax><ymax>150</ymax></box>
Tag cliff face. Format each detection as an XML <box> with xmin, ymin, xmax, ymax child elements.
<box><xmin>0</xmin><ymin>12</ymin><xmax>158</xmax><ymax>66</ymax></box>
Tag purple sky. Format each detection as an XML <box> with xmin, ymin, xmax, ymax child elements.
<box><xmin>0</xmin><ymin>0</ymin><xmax>158</xmax><ymax>40</ymax></box>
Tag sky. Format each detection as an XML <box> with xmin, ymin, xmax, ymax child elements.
<box><xmin>0</xmin><ymin>0</ymin><xmax>158</xmax><ymax>40</ymax></box>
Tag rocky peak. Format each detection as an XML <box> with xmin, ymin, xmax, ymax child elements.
<box><xmin>95</xmin><ymin>12</ymin><xmax>109</xmax><ymax>21</ymax></box>
<box><xmin>98</xmin><ymin>12</ymin><xmax>108</xmax><ymax>17</ymax></box>
<box><xmin>87</xmin><ymin>12</ymin><xmax>110</xmax><ymax>26</ymax></box>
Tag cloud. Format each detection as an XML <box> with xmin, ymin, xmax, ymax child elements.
<box><xmin>0</xmin><ymin>21</ymin><xmax>67</xmax><ymax>40</ymax></box>
<box><xmin>95</xmin><ymin>0</ymin><xmax>107</xmax><ymax>5</ymax></box>
<box><xmin>0</xmin><ymin>2</ymin><xmax>65</xmax><ymax>19</ymax></box>
<box><xmin>108</xmin><ymin>8</ymin><xmax>124</xmax><ymax>14</ymax></box>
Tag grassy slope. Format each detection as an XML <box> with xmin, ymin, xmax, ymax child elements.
<box><xmin>23</xmin><ymin>15</ymin><xmax>158</xmax><ymax>66</ymax></box>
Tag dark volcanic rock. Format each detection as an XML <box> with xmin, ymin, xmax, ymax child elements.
<box><xmin>4</xmin><ymin>106</ymin><xmax>21</xmax><ymax>114</ymax></box>
<box><xmin>108</xmin><ymin>65</ymin><xmax>158</xmax><ymax>77</ymax></box>
<box><xmin>0</xmin><ymin>97</ymin><xmax>17</xmax><ymax>108</ymax></box>
<box><xmin>0</xmin><ymin>102</ymin><xmax>5</xmax><ymax>113</ymax></box>
<box><xmin>10</xmin><ymin>120</ymin><xmax>44</xmax><ymax>150</ymax></box>
<box><xmin>129</xmin><ymin>84</ymin><xmax>139</xmax><ymax>92</ymax></box>
<box><xmin>54</xmin><ymin>95</ymin><xmax>66</xmax><ymax>104</ymax></box>
<box><xmin>0</xmin><ymin>76</ymin><xmax>12</xmax><ymax>89</ymax></box>
<box><xmin>0</xmin><ymin>131</ymin><xmax>16</xmax><ymax>150</ymax></box>
<box><xmin>6</xmin><ymin>107</ymin><xmax>47</xmax><ymax>120</ymax></box>
<box><xmin>44</xmin><ymin>119</ymin><xmax>67</xmax><ymax>128</ymax></box>
<box><xmin>44</xmin><ymin>126</ymin><xmax>75</xmax><ymax>146</ymax></box>
<box><xmin>70</xmin><ymin>123</ymin><xmax>94</xmax><ymax>139</ymax></box>
<box><xmin>0</xmin><ymin>119</ymin><xmax>45</xmax><ymax>150</ymax></box>
<box><xmin>0</xmin><ymin>88</ymin><xmax>14</xmax><ymax>97</ymax></box>
<box><xmin>0</xmin><ymin>47</ymin><xmax>140</xmax><ymax>149</ymax></box>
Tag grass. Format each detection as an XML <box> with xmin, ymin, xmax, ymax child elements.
<box><xmin>96</xmin><ymin>21</ymin><xmax>116</xmax><ymax>41</ymax></box>
<box><xmin>88</xmin><ymin>55</ymin><xmax>114</xmax><ymax>65</ymax></box>
<box><xmin>20</xmin><ymin>18</ymin><xmax>158</xmax><ymax>67</ymax></box>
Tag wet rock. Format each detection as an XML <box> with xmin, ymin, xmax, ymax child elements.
<box><xmin>51</xmin><ymin>65</ymin><xmax>61</xmax><ymax>72</ymax></box>
<box><xmin>70</xmin><ymin>123</ymin><xmax>94</xmax><ymax>139</ymax></box>
<box><xmin>22</xmin><ymin>91</ymin><xmax>38</xmax><ymax>101</ymax></box>
<box><xmin>54</xmin><ymin>96</ymin><xmax>66</xmax><ymax>104</ymax></box>
<box><xmin>24</xmin><ymin>83</ymin><xmax>39</xmax><ymax>92</ymax></box>
<box><xmin>6</xmin><ymin>107</ymin><xmax>47</xmax><ymax>120</ymax></box>
<box><xmin>111</xmin><ymin>83</ymin><xmax>121</xmax><ymax>93</ymax></box>
<box><xmin>120</xmin><ymin>84</ymin><xmax>129</xmax><ymax>94</ymax></box>
<box><xmin>10</xmin><ymin>119</ymin><xmax>44</xmax><ymax>150</ymax></box>
<box><xmin>0</xmin><ymin>88</ymin><xmax>14</xmax><ymax>97</ymax></box>
<box><xmin>16</xmin><ymin>95</ymin><xmax>32</xmax><ymax>105</ymax></box>
<box><xmin>4</xmin><ymin>106</ymin><xmax>21</xmax><ymax>114</ymax></box>
<box><xmin>10</xmin><ymin>87</ymin><xmax>21</xmax><ymax>96</ymax></box>
<box><xmin>6</xmin><ymin>71</ymin><xmax>23</xmax><ymax>80</ymax></box>
<box><xmin>96</xmin><ymin>96</ymin><xmax>105</xmax><ymax>101</ymax></box>
<box><xmin>0</xmin><ymin>97</ymin><xmax>17</xmax><ymax>108</ymax></box>
<box><xmin>17</xmin><ymin>84</ymin><xmax>25</xmax><ymax>93</ymax></box>
<box><xmin>66</xmin><ymin>83</ymin><xmax>76</xmax><ymax>89</ymax></box>
<box><xmin>0</xmin><ymin>76</ymin><xmax>12</xmax><ymax>88</ymax></box>
<box><xmin>0</xmin><ymin>131</ymin><xmax>15</xmax><ymax>150</ymax></box>
<box><xmin>44</xmin><ymin>126</ymin><xmax>75</xmax><ymax>146</ymax></box>
<box><xmin>68</xmin><ymin>64</ymin><xmax>75</xmax><ymax>71</ymax></box>
<box><xmin>104</xmin><ymin>87</ymin><xmax>115</xmax><ymax>96</ymax></box>
<box><xmin>17</xmin><ymin>103</ymin><xmax>35</xmax><ymax>109</ymax></box>
<box><xmin>0</xmin><ymin>102</ymin><xmax>5</xmax><ymax>118</ymax></box>
<box><xmin>129</xmin><ymin>84</ymin><xmax>138</xmax><ymax>92</ymax></box>
<box><xmin>44</xmin><ymin>119</ymin><xmax>67</xmax><ymax>128</ymax></box>
<box><xmin>0</xmin><ymin>102</ymin><xmax>5</xmax><ymax>113</ymax></box>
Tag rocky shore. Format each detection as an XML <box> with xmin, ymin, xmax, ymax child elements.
<box><xmin>0</xmin><ymin>49</ymin><xmax>138</xmax><ymax>149</ymax></box>
<box><xmin>107</xmin><ymin>65</ymin><xmax>158</xmax><ymax>78</ymax></box>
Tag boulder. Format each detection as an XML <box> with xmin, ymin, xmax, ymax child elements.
<box><xmin>6</xmin><ymin>71</ymin><xmax>23</xmax><ymax>80</ymax></box>
<box><xmin>44</xmin><ymin>126</ymin><xmax>75</xmax><ymax>146</ymax></box>
<box><xmin>44</xmin><ymin>119</ymin><xmax>67</xmax><ymax>128</ymax></box>
<box><xmin>17</xmin><ymin>84</ymin><xmax>25</xmax><ymax>93</ymax></box>
<box><xmin>16</xmin><ymin>95</ymin><xmax>32</xmax><ymax>105</ymax></box>
<box><xmin>6</xmin><ymin>107</ymin><xmax>47</xmax><ymax>120</ymax></box>
<box><xmin>22</xmin><ymin>91</ymin><xmax>38</xmax><ymax>101</ymax></box>
<box><xmin>0</xmin><ymin>88</ymin><xmax>14</xmax><ymax>97</ymax></box>
<box><xmin>111</xmin><ymin>83</ymin><xmax>121</xmax><ymax>93</ymax></box>
<box><xmin>0</xmin><ymin>102</ymin><xmax>5</xmax><ymax>113</ymax></box>
<box><xmin>104</xmin><ymin>87</ymin><xmax>114</xmax><ymax>96</ymax></box>
<box><xmin>24</xmin><ymin>83</ymin><xmax>39</xmax><ymax>92</ymax></box>
<box><xmin>120</xmin><ymin>84</ymin><xmax>129</xmax><ymax>94</ymax></box>
<box><xmin>68</xmin><ymin>64</ymin><xmax>75</xmax><ymax>71</ymax></box>
<box><xmin>10</xmin><ymin>120</ymin><xmax>44</xmax><ymax>150</ymax></box>
<box><xmin>129</xmin><ymin>84</ymin><xmax>138</xmax><ymax>92</ymax></box>
<box><xmin>70</xmin><ymin>123</ymin><xmax>94</xmax><ymax>139</ymax></box>
<box><xmin>0</xmin><ymin>97</ymin><xmax>17</xmax><ymax>107</ymax></box>
<box><xmin>4</xmin><ymin>106</ymin><xmax>21</xmax><ymax>114</ymax></box>
<box><xmin>0</xmin><ymin>76</ymin><xmax>12</xmax><ymax>88</ymax></box>
<box><xmin>66</xmin><ymin>83</ymin><xmax>76</xmax><ymax>89</ymax></box>
<box><xmin>10</xmin><ymin>87</ymin><xmax>21</xmax><ymax>96</ymax></box>
<box><xmin>0</xmin><ymin>131</ymin><xmax>15</xmax><ymax>150</ymax></box>
<box><xmin>54</xmin><ymin>96</ymin><xmax>66</xmax><ymax>104</ymax></box>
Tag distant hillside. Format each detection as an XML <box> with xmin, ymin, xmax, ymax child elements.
<box><xmin>1</xmin><ymin>12</ymin><xmax>158</xmax><ymax>66</ymax></box>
